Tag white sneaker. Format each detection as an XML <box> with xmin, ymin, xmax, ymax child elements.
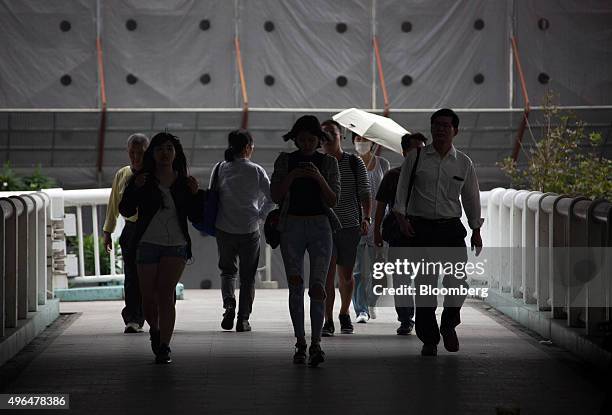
<box><xmin>369</xmin><ymin>306</ymin><xmax>377</xmax><ymax>320</ymax></box>
<box><xmin>355</xmin><ymin>312</ymin><xmax>369</xmax><ymax>323</ymax></box>
<box><xmin>124</xmin><ymin>322</ymin><xmax>143</xmax><ymax>334</ymax></box>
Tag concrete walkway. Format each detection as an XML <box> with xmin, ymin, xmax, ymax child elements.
<box><xmin>1</xmin><ymin>290</ymin><xmax>606</xmax><ymax>415</ymax></box>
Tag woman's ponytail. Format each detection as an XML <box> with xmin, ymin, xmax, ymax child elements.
<box><xmin>224</xmin><ymin>129</ymin><xmax>254</xmax><ymax>162</ymax></box>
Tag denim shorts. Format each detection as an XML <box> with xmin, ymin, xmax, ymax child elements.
<box><xmin>136</xmin><ymin>242</ymin><xmax>188</xmax><ymax>264</ymax></box>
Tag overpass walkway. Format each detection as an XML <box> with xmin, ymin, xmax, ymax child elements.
<box><xmin>0</xmin><ymin>290</ymin><xmax>607</xmax><ymax>415</ymax></box>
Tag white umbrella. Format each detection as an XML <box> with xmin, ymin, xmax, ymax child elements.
<box><xmin>332</xmin><ymin>108</ymin><xmax>409</xmax><ymax>154</ymax></box>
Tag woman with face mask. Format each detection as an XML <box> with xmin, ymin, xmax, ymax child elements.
<box><xmin>351</xmin><ymin>133</ymin><xmax>390</xmax><ymax>323</ymax></box>
<box><xmin>270</xmin><ymin>115</ymin><xmax>340</xmax><ymax>367</ymax></box>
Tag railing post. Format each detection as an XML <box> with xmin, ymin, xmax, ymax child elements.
<box><xmin>91</xmin><ymin>205</ymin><xmax>101</xmax><ymax>276</ymax></box>
<box><xmin>0</xmin><ymin>198</ymin><xmax>15</xmax><ymax>337</ymax></box>
<box><xmin>567</xmin><ymin>197</ymin><xmax>590</xmax><ymax>328</ymax></box>
<box><xmin>522</xmin><ymin>191</ymin><xmax>542</xmax><ymax>304</ymax></box>
<box><xmin>511</xmin><ymin>190</ymin><xmax>529</xmax><ymax>299</ymax></box>
<box><xmin>535</xmin><ymin>193</ymin><xmax>556</xmax><ymax>311</ymax></box>
<box><xmin>551</xmin><ymin>196</ymin><xmax>572</xmax><ymax>320</ymax></box>
<box><xmin>18</xmin><ymin>195</ymin><xmax>38</xmax><ymax>313</ymax></box>
<box><xmin>486</xmin><ymin>188</ymin><xmax>505</xmax><ymax>290</ymax></box>
<box><xmin>500</xmin><ymin>189</ymin><xmax>517</xmax><ymax>293</ymax></box>
<box><xmin>9</xmin><ymin>196</ymin><xmax>29</xmax><ymax>321</ymax></box>
<box><xmin>76</xmin><ymin>205</ymin><xmax>85</xmax><ymax>277</ymax></box>
<box><xmin>30</xmin><ymin>192</ymin><xmax>49</xmax><ymax>305</ymax></box>
<box><xmin>3</xmin><ymin>197</ymin><xmax>21</xmax><ymax>328</ymax></box>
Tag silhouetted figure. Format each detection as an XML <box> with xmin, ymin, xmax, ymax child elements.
<box><xmin>394</xmin><ymin>109</ymin><xmax>483</xmax><ymax>356</ymax></box>
<box><xmin>270</xmin><ymin>115</ymin><xmax>340</xmax><ymax>367</ymax></box>
<box><xmin>213</xmin><ymin>129</ymin><xmax>274</xmax><ymax>332</ymax></box>
<box><xmin>119</xmin><ymin>132</ymin><xmax>204</xmax><ymax>364</ymax></box>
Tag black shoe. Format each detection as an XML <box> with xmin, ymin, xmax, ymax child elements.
<box><xmin>421</xmin><ymin>344</ymin><xmax>437</xmax><ymax>356</ymax></box>
<box><xmin>155</xmin><ymin>343</ymin><xmax>172</xmax><ymax>364</ymax></box>
<box><xmin>149</xmin><ymin>328</ymin><xmax>160</xmax><ymax>356</ymax></box>
<box><xmin>396</xmin><ymin>322</ymin><xmax>414</xmax><ymax>336</ymax></box>
<box><xmin>293</xmin><ymin>343</ymin><xmax>307</xmax><ymax>364</ymax></box>
<box><xmin>321</xmin><ymin>320</ymin><xmax>335</xmax><ymax>337</ymax></box>
<box><xmin>308</xmin><ymin>343</ymin><xmax>325</xmax><ymax>367</ymax></box>
<box><xmin>339</xmin><ymin>314</ymin><xmax>353</xmax><ymax>334</ymax></box>
<box><xmin>440</xmin><ymin>327</ymin><xmax>459</xmax><ymax>352</ymax></box>
<box><xmin>221</xmin><ymin>307</ymin><xmax>236</xmax><ymax>331</ymax></box>
<box><xmin>236</xmin><ymin>319</ymin><xmax>251</xmax><ymax>332</ymax></box>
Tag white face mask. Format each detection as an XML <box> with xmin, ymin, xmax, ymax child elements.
<box><xmin>354</xmin><ymin>142</ymin><xmax>371</xmax><ymax>155</ymax></box>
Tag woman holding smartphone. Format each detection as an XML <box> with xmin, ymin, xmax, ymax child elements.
<box><xmin>119</xmin><ymin>132</ymin><xmax>204</xmax><ymax>364</ymax></box>
<box><xmin>270</xmin><ymin>115</ymin><xmax>340</xmax><ymax>367</ymax></box>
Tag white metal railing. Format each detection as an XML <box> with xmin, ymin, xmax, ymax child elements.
<box><xmin>34</xmin><ymin>188</ymin><xmax>274</xmax><ymax>287</ymax></box>
<box><xmin>0</xmin><ymin>190</ymin><xmax>58</xmax><ymax>338</ymax></box>
<box><xmin>483</xmin><ymin>188</ymin><xmax>612</xmax><ymax>336</ymax></box>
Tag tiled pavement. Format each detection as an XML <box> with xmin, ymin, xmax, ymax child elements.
<box><xmin>1</xmin><ymin>290</ymin><xmax>606</xmax><ymax>415</ymax></box>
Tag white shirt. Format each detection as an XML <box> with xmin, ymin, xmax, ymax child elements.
<box><xmin>212</xmin><ymin>158</ymin><xmax>275</xmax><ymax>234</ymax></box>
<box><xmin>139</xmin><ymin>186</ymin><xmax>187</xmax><ymax>246</ymax></box>
<box><xmin>393</xmin><ymin>144</ymin><xmax>483</xmax><ymax>230</ymax></box>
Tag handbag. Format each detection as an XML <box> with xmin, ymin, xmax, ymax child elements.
<box><xmin>263</xmin><ymin>208</ymin><xmax>281</xmax><ymax>248</ymax></box>
<box><xmin>381</xmin><ymin>147</ymin><xmax>421</xmax><ymax>244</ymax></box>
<box><xmin>192</xmin><ymin>162</ymin><xmax>221</xmax><ymax>236</ymax></box>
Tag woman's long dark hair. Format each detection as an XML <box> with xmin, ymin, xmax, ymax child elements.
<box><xmin>141</xmin><ymin>132</ymin><xmax>188</xmax><ymax>178</ymax></box>
<box><xmin>224</xmin><ymin>129</ymin><xmax>254</xmax><ymax>162</ymax></box>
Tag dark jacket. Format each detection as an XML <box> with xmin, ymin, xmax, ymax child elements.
<box><xmin>119</xmin><ymin>174</ymin><xmax>205</xmax><ymax>260</ymax></box>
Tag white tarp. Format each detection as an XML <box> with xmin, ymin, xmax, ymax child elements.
<box><xmin>0</xmin><ymin>0</ymin><xmax>611</xmax><ymax>108</ymax></box>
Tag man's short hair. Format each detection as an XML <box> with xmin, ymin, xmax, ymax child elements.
<box><xmin>430</xmin><ymin>108</ymin><xmax>459</xmax><ymax>130</ymax></box>
<box><xmin>127</xmin><ymin>133</ymin><xmax>149</xmax><ymax>148</ymax></box>
<box><xmin>401</xmin><ymin>133</ymin><xmax>427</xmax><ymax>151</ymax></box>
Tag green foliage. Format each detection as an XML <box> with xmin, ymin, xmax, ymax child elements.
<box><xmin>23</xmin><ymin>165</ymin><xmax>57</xmax><ymax>191</ymax></box>
<box><xmin>0</xmin><ymin>161</ymin><xmax>24</xmax><ymax>191</ymax></box>
<box><xmin>499</xmin><ymin>91</ymin><xmax>612</xmax><ymax>200</ymax></box>
<box><xmin>0</xmin><ymin>162</ymin><xmax>56</xmax><ymax>192</ymax></box>
<box><xmin>66</xmin><ymin>234</ymin><xmax>122</xmax><ymax>276</ymax></box>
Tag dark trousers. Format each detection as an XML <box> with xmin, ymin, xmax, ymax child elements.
<box><xmin>389</xmin><ymin>244</ymin><xmax>415</xmax><ymax>325</ymax></box>
<box><xmin>119</xmin><ymin>222</ymin><xmax>144</xmax><ymax>326</ymax></box>
<box><xmin>216</xmin><ymin>229</ymin><xmax>260</xmax><ymax>320</ymax></box>
<box><xmin>407</xmin><ymin>217</ymin><xmax>468</xmax><ymax>346</ymax></box>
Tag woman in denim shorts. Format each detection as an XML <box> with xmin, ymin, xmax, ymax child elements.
<box><xmin>270</xmin><ymin>115</ymin><xmax>340</xmax><ymax>367</ymax></box>
<box><xmin>119</xmin><ymin>132</ymin><xmax>204</xmax><ymax>364</ymax></box>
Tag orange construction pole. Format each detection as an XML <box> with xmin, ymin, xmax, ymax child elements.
<box><xmin>234</xmin><ymin>37</ymin><xmax>249</xmax><ymax>129</ymax></box>
<box><xmin>510</xmin><ymin>36</ymin><xmax>531</xmax><ymax>162</ymax></box>
<box><xmin>373</xmin><ymin>36</ymin><xmax>390</xmax><ymax>117</ymax></box>
<box><xmin>95</xmin><ymin>36</ymin><xmax>108</xmax><ymax>180</ymax></box>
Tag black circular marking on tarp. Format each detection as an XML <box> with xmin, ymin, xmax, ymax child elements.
<box><xmin>336</xmin><ymin>23</ymin><xmax>347</xmax><ymax>33</ymax></box>
<box><xmin>126</xmin><ymin>74</ymin><xmax>138</xmax><ymax>85</ymax></box>
<box><xmin>401</xmin><ymin>75</ymin><xmax>413</xmax><ymax>86</ymax></box>
<box><xmin>126</xmin><ymin>19</ymin><xmax>137</xmax><ymax>31</ymax></box>
<box><xmin>538</xmin><ymin>72</ymin><xmax>550</xmax><ymax>84</ymax></box>
<box><xmin>474</xmin><ymin>73</ymin><xmax>485</xmax><ymax>84</ymax></box>
<box><xmin>538</xmin><ymin>18</ymin><xmax>550</xmax><ymax>31</ymax></box>
<box><xmin>264</xmin><ymin>21</ymin><xmax>275</xmax><ymax>32</ymax></box>
<box><xmin>199</xmin><ymin>19</ymin><xmax>210</xmax><ymax>31</ymax></box>
<box><xmin>200</xmin><ymin>73</ymin><xmax>211</xmax><ymax>85</ymax></box>
<box><xmin>60</xmin><ymin>75</ymin><xmax>72</xmax><ymax>86</ymax></box>
<box><xmin>264</xmin><ymin>75</ymin><xmax>275</xmax><ymax>86</ymax></box>
<box><xmin>336</xmin><ymin>76</ymin><xmax>348</xmax><ymax>87</ymax></box>
<box><xmin>60</xmin><ymin>21</ymin><xmax>71</xmax><ymax>32</ymax></box>
<box><xmin>474</xmin><ymin>19</ymin><xmax>485</xmax><ymax>30</ymax></box>
<box><xmin>401</xmin><ymin>21</ymin><xmax>412</xmax><ymax>32</ymax></box>
<box><xmin>200</xmin><ymin>279</ymin><xmax>212</xmax><ymax>289</ymax></box>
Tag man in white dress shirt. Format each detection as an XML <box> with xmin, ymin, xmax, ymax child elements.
<box><xmin>393</xmin><ymin>108</ymin><xmax>483</xmax><ymax>356</ymax></box>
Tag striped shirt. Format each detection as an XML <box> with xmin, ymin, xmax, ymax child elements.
<box><xmin>333</xmin><ymin>152</ymin><xmax>370</xmax><ymax>229</ymax></box>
